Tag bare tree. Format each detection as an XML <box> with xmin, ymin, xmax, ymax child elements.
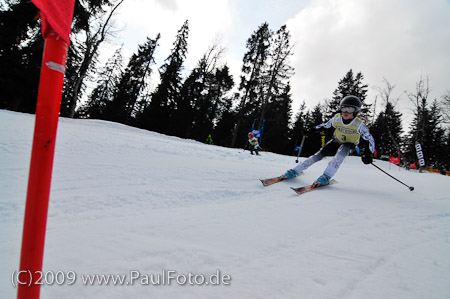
<box><xmin>442</xmin><ymin>90</ymin><xmax>450</xmax><ymax>125</ymax></box>
<box><xmin>407</xmin><ymin>75</ymin><xmax>431</xmax><ymax>144</ymax></box>
<box><xmin>65</xmin><ymin>0</ymin><xmax>125</xmax><ymax>118</ymax></box>
<box><xmin>201</xmin><ymin>36</ymin><xmax>226</xmax><ymax>74</ymax></box>
<box><xmin>374</xmin><ymin>78</ymin><xmax>402</xmax><ymax>152</ymax></box>
<box><xmin>374</xmin><ymin>78</ymin><xmax>400</xmax><ymax>106</ymax></box>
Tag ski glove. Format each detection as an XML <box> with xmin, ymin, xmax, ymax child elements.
<box><xmin>361</xmin><ymin>153</ymin><xmax>372</xmax><ymax>164</ymax></box>
<box><xmin>361</xmin><ymin>144</ymin><xmax>373</xmax><ymax>164</ymax></box>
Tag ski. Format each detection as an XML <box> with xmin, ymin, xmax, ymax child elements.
<box><xmin>260</xmin><ymin>175</ymin><xmax>289</xmax><ymax>187</ymax></box>
<box><xmin>291</xmin><ymin>179</ymin><xmax>337</xmax><ymax>195</ymax></box>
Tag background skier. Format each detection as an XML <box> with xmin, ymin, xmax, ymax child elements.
<box><xmin>246</xmin><ymin>132</ymin><xmax>261</xmax><ymax>155</ymax></box>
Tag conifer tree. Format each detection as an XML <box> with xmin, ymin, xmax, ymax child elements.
<box><xmin>230</xmin><ymin>23</ymin><xmax>295</xmax><ymax>150</ymax></box>
<box><xmin>371</xmin><ymin>102</ymin><xmax>403</xmax><ymax>158</ymax></box>
<box><xmin>260</xmin><ymin>83</ymin><xmax>293</xmax><ymax>154</ymax></box>
<box><xmin>142</xmin><ymin>20</ymin><xmax>189</xmax><ymax>134</ymax></box>
<box><xmin>105</xmin><ymin>35</ymin><xmax>159</xmax><ymax>124</ymax></box>
<box><xmin>257</xmin><ymin>25</ymin><xmax>294</xmax><ymax>131</ymax></box>
<box><xmin>370</xmin><ymin>79</ymin><xmax>403</xmax><ymax>159</ymax></box>
<box><xmin>231</xmin><ymin>22</ymin><xmax>271</xmax><ymax>147</ymax></box>
<box><xmin>175</xmin><ymin>67</ymin><xmax>200</xmax><ymax>136</ymax></box>
<box><xmin>174</xmin><ymin>41</ymin><xmax>232</xmax><ymax>139</ymax></box>
<box><xmin>76</xmin><ymin>47</ymin><xmax>124</xmax><ymax>119</ymax></box>
<box><xmin>0</xmin><ymin>0</ymin><xmax>127</xmax><ymax>115</ymax></box>
<box><xmin>213</xmin><ymin>94</ymin><xmax>237</xmax><ymax>147</ymax></box>
<box><xmin>442</xmin><ymin>130</ymin><xmax>450</xmax><ymax>171</ymax></box>
<box><xmin>189</xmin><ymin>65</ymin><xmax>234</xmax><ymax>142</ymax></box>
<box><xmin>404</xmin><ymin>77</ymin><xmax>446</xmax><ymax>169</ymax></box>
<box><xmin>303</xmin><ymin>104</ymin><xmax>326</xmax><ymax>156</ymax></box>
<box><xmin>288</xmin><ymin>102</ymin><xmax>308</xmax><ymax>156</ymax></box>
<box><xmin>325</xmin><ymin>69</ymin><xmax>369</xmax><ymax>119</ymax></box>
<box><xmin>0</xmin><ymin>0</ymin><xmax>42</xmax><ymax>112</ymax></box>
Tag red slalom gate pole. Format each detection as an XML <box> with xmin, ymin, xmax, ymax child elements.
<box><xmin>17</xmin><ymin>29</ymin><xmax>68</xmax><ymax>299</ymax></box>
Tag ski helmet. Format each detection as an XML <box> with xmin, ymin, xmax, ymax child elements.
<box><xmin>340</xmin><ymin>95</ymin><xmax>362</xmax><ymax>114</ymax></box>
<box><xmin>248</xmin><ymin>132</ymin><xmax>254</xmax><ymax>138</ymax></box>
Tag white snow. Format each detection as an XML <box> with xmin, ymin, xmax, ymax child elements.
<box><xmin>1</xmin><ymin>109</ymin><xmax>450</xmax><ymax>299</ymax></box>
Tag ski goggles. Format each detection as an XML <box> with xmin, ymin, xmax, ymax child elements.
<box><xmin>341</xmin><ymin>106</ymin><xmax>356</xmax><ymax>114</ymax></box>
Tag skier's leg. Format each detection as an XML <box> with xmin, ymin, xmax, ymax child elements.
<box><xmin>293</xmin><ymin>151</ymin><xmax>323</xmax><ymax>173</ymax></box>
<box><xmin>292</xmin><ymin>140</ymin><xmax>338</xmax><ymax>173</ymax></box>
<box><xmin>323</xmin><ymin>143</ymin><xmax>355</xmax><ymax>178</ymax></box>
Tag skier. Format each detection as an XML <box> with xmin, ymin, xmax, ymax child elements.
<box><xmin>285</xmin><ymin>95</ymin><xmax>376</xmax><ymax>186</ymax></box>
<box><xmin>246</xmin><ymin>132</ymin><xmax>261</xmax><ymax>155</ymax></box>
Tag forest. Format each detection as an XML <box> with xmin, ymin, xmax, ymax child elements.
<box><xmin>1</xmin><ymin>0</ymin><xmax>449</xmax><ymax>172</ymax></box>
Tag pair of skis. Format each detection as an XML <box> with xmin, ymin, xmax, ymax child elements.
<box><xmin>260</xmin><ymin>174</ymin><xmax>336</xmax><ymax>195</ymax></box>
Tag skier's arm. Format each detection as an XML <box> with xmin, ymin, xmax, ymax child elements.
<box><xmin>358</xmin><ymin>123</ymin><xmax>375</xmax><ymax>153</ymax></box>
<box><xmin>314</xmin><ymin>116</ymin><xmax>335</xmax><ymax>130</ymax></box>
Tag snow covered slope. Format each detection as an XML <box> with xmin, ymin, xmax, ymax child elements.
<box><xmin>1</xmin><ymin>110</ymin><xmax>449</xmax><ymax>299</ymax></box>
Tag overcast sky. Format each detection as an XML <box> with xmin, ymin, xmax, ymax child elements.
<box><xmin>111</xmin><ymin>0</ymin><xmax>450</xmax><ymax>125</ymax></box>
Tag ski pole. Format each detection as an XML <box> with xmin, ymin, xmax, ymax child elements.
<box><xmin>295</xmin><ymin>135</ymin><xmax>307</xmax><ymax>163</ymax></box>
<box><xmin>241</xmin><ymin>140</ymin><xmax>248</xmax><ymax>153</ymax></box>
<box><xmin>371</xmin><ymin>162</ymin><xmax>414</xmax><ymax>191</ymax></box>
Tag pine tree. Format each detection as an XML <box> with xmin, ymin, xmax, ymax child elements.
<box><xmin>370</xmin><ymin>79</ymin><xmax>404</xmax><ymax>159</ymax></box>
<box><xmin>174</xmin><ymin>41</ymin><xmax>231</xmax><ymax>139</ymax></box>
<box><xmin>404</xmin><ymin>76</ymin><xmax>446</xmax><ymax>169</ymax></box>
<box><xmin>105</xmin><ymin>35</ymin><xmax>159</xmax><ymax>124</ymax></box>
<box><xmin>231</xmin><ymin>22</ymin><xmax>271</xmax><ymax>147</ymax></box>
<box><xmin>303</xmin><ymin>104</ymin><xmax>326</xmax><ymax>156</ymax></box>
<box><xmin>442</xmin><ymin>130</ymin><xmax>450</xmax><ymax>172</ymax></box>
<box><xmin>289</xmin><ymin>102</ymin><xmax>308</xmax><ymax>156</ymax></box>
<box><xmin>0</xmin><ymin>0</ymin><xmax>124</xmax><ymax>114</ymax></box>
<box><xmin>76</xmin><ymin>47</ymin><xmax>124</xmax><ymax>119</ymax></box>
<box><xmin>426</xmin><ymin>100</ymin><xmax>446</xmax><ymax>167</ymax></box>
<box><xmin>210</xmin><ymin>65</ymin><xmax>235</xmax><ymax>121</ymax></box>
<box><xmin>175</xmin><ymin>67</ymin><xmax>200</xmax><ymax>137</ymax></box>
<box><xmin>325</xmin><ymin>69</ymin><xmax>369</xmax><ymax>119</ymax></box>
<box><xmin>189</xmin><ymin>65</ymin><xmax>234</xmax><ymax>142</ymax></box>
<box><xmin>214</xmin><ymin>93</ymin><xmax>237</xmax><ymax>147</ymax></box>
<box><xmin>260</xmin><ymin>83</ymin><xmax>293</xmax><ymax>154</ymax></box>
<box><xmin>0</xmin><ymin>0</ymin><xmax>42</xmax><ymax>112</ymax></box>
<box><xmin>371</xmin><ymin>102</ymin><xmax>403</xmax><ymax>158</ymax></box>
<box><xmin>142</xmin><ymin>20</ymin><xmax>189</xmax><ymax>134</ymax></box>
<box><xmin>257</xmin><ymin>25</ymin><xmax>294</xmax><ymax>131</ymax></box>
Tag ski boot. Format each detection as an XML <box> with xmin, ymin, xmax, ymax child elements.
<box><xmin>284</xmin><ymin>169</ymin><xmax>299</xmax><ymax>179</ymax></box>
<box><xmin>313</xmin><ymin>174</ymin><xmax>331</xmax><ymax>187</ymax></box>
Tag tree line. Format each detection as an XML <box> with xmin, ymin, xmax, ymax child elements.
<box><xmin>1</xmin><ymin>0</ymin><xmax>449</xmax><ymax>172</ymax></box>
